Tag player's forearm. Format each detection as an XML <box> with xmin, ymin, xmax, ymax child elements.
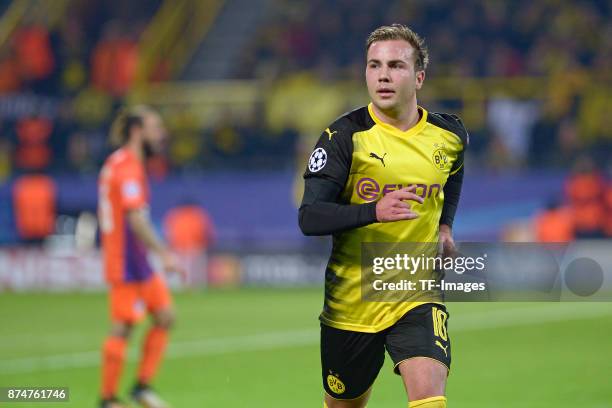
<box><xmin>299</xmin><ymin>177</ymin><xmax>377</xmax><ymax>236</ymax></box>
<box><xmin>127</xmin><ymin>209</ymin><xmax>168</xmax><ymax>256</ymax></box>
<box><xmin>439</xmin><ymin>165</ymin><xmax>464</xmax><ymax>228</ymax></box>
<box><xmin>299</xmin><ymin>201</ymin><xmax>378</xmax><ymax>236</ymax></box>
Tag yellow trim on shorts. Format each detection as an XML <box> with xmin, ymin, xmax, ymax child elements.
<box><xmin>324</xmin><ymin>385</ymin><xmax>372</xmax><ymax>402</ymax></box>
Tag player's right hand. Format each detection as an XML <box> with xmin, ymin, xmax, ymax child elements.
<box><xmin>161</xmin><ymin>250</ymin><xmax>188</xmax><ymax>282</ymax></box>
<box><xmin>375</xmin><ymin>186</ymin><xmax>424</xmax><ymax>222</ymax></box>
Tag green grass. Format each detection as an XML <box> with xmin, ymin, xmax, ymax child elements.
<box><xmin>0</xmin><ymin>288</ymin><xmax>611</xmax><ymax>407</ymax></box>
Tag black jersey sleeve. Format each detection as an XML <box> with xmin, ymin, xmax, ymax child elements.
<box><xmin>298</xmin><ymin>177</ymin><xmax>378</xmax><ymax>236</ymax></box>
<box><xmin>447</xmin><ymin>114</ymin><xmax>468</xmax><ymax>173</ymax></box>
<box><xmin>303</xmin><ymin>120</ymin><xmax>354</xmax><ymax>187</ymax></box>
<box><xmin>299</xmin><ymin>116</ymin><xmax>378</xmax><ymax>236</ymax></box>
<box><xmin>440</xmin><ymin>163</ymin><xmax>464</xmax><ymax>228</ymax></box>
<box><xmin>440</xmin><ymin>114</ymin><xmax>468</xmax><ymax>228</ymax></box>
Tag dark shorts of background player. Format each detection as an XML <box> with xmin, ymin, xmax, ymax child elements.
<box><xmin>321</xmin><ymin>303</ymin><xmax>451</xmax><ymax>400</ymax></box>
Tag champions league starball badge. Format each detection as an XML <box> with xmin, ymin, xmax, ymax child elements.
<box><xmin>308</xmin><ymin>148</ymin><xmax>327</xmax><ymax>172</ymax></box>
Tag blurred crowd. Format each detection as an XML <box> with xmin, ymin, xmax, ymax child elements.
<box><xmin>532</xmin><ymin>156</ymin><xmax>612</xmax><ymax>241</ymax></box>
<box><xmin>0</xmin><ymin>0</ymin><xmax>611</xmax><ymax>245</ymax></box>
<box><xmin>0</xmin><ymin>0</ymin><xmax>161</xmax><ymax>182</ymax></box>
<box><xmin>0</xmin><ymin>1</ymin><xmax>160</xmax><ymax>96</ymax></box>
<box><xmin>247</xmin><ymin>0</ymin><xmax>611</xmax><ymax>172</ymax></box>
<box><xmin>0</xmin><ymin>0</ymin><xmax>610</xmax><ymax>181</ymax></box>
<box><xmin>0</xmin><ymin>0</ymin><xmax>296</xmax><ymax>181</ymax></box>
<box><xmin>244</xmin><ymin>0</ymin><xmax>612</xmax><ymax>79</ymax></box>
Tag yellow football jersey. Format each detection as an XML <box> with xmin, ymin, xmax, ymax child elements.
<box><xmin>304</xmin><ymin>103</ymin><xmax>468</xmax><ymax>333</ymax></box>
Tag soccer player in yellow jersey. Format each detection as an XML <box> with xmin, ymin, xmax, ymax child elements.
<box><xmin>299</xmin><ymin>24</ymin><xmax>468</xmax><ymax>408</ymax></box>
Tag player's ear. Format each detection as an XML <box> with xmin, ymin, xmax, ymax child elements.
<box><xmin>415</xmin><ymin>70</ymin><xmax>425</xmax><ymax>90</ymax></box>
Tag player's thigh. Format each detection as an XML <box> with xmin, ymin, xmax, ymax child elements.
<box><xmin>109</xmin><ymin>282</ymin><xmax>146</xmax><ymax>324</ymax></box>
<box><xmin>321</xmin><ymin>323</ymin><xmax>385</xmax><ymax>403</ymax></box>
<box><xmin>397</xmin><ymin>357</ymin><xmax>447</xmax><ymax>401</ymax></box>
<box><xmin>385</xmin><ymin>303</ymin><xmax>450</xmax><ymax>400</ymax></box>
<box><xmin>142</xmin><ymin>274</ymin><xmax>174</xmax><ymax>326</ymax></box>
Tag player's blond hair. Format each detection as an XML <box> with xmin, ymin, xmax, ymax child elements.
<box><xmin>109</xmin><ymin>105</ymin><xmax>155</xmax><ymax>147</ymax></box>
<box><xmin>366</xmin><ymin>24</ymin><xmax>429</xmax><ymax>71</ymax></box>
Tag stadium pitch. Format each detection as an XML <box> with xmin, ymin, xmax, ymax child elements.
<box><xmin>0</xmin><ymin>288</ymin><xmax>610</xmax><ymax>407</ymax></box>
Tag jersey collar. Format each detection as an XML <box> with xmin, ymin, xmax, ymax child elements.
<box><xmin>367</xmin><ymin>103</ymin><xmax>428</xmax><ymax>138</ymax></box>
<box><xmin>118</xmin><ymin>146</ymin><xmax>143</xmax><ymax>164</ymax></box>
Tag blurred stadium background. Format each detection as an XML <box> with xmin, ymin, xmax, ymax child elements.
<box><xmin>0</xmin><ymin>0</ymin><xmax>611</xmax><ymax>406</ymax></box>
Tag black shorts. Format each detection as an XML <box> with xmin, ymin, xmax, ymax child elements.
<box><xmin>321</xmin><ymin>303</ymin><xmax>451</xmax><ymax>400</ymax></box>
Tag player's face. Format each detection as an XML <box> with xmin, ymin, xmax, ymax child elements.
<box><xmin>366</xmin><ymin>40</ymin><xmax>424</xmax><ymax>113</ymax></box>
<box><xmin>141</xmin><ymin>112</ymin><xmax>167</xmax><ymax>157</ymax></box>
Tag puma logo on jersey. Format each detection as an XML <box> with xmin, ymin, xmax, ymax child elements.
<box><xmin>369</xmin><ymin>152</ymin><xmax>387</xmax><ymax>167</ymax></box>
<box><xmin>435</xmin><ymin>340</ymin><xmax>448</xmax><ymax>357</ymax></box>
<box><xmin>325</xmin><ymin>128</ymin><xmax>337</xmax><ymax>140</ymax></box>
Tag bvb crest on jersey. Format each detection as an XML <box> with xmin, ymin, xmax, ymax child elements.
<box><xmin>432</xmin><ymin>143</ymin><xmax>449</xmax><ymax>171</ymax></box>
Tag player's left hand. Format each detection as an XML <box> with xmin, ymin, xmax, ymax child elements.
<box><xmin>438</xmin><ymin>224</ymin><xmax>458</xmax><ymax>260</ymax></box>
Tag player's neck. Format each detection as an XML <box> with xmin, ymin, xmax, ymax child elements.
<box><xmin>372</xmin><ymin>101</ymin><xmax>420</xmax><ymax>132</ymax></box>
<box><xmin>124</xmin><ymin>140</ymin><xmax>145</xmax><ymax>162</ymax></box>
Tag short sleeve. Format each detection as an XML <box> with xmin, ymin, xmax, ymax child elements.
<box><xmin>119</xmin><ymin>166</ymin><xmax>147</xmax><ymax>210</ymax></box>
